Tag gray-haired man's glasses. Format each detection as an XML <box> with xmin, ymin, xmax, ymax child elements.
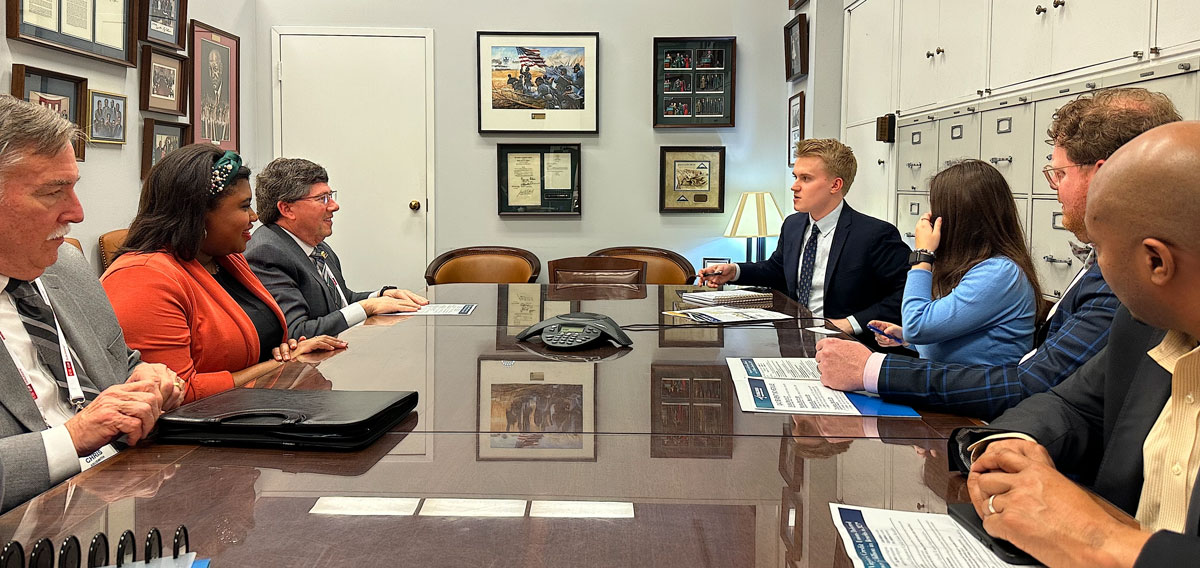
<box><xmin>292</xmin><ymin>191</ymin><xmax>337</xmax><ymax>205</ymax></box>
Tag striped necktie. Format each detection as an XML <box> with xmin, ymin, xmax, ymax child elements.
<box><xmin>5</xmin><ymin>279</ymin><xmax>90</xmax><ymax>393</ymax></box>
<box><xmin>310</xmin><ymin>250</ymin><xmax>345</xmax><ymax>309</ymax></box>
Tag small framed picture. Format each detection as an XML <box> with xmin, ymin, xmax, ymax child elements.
<box><xmin>477</xmin><ymin>31</ymin><xmax>599</xmax><ymax>134</ymax></box>
<box><xmin>140</xmin><ymin>0</ymin><xmax>188</xmax><ymax>50</ymax></box>
<box><xmin>477</xmin><ymin>355</ymin><xmax>596</xmax><ymax>461</ymax></box>
<box><xmin>141</xmin><ymin>118</ymin><xmax>190</xmax><ymax>178</ymax></box>
<box><xmin>87</xmin><ymin>90</ymin><xmax>128</xmax><ymax>145</ymax></box>
<box><xmin>11</xmin><ymin>64</ymin><xmax>87</xmax><ymax>161</ymax></box>
<box><xmin>660</xmin><ymin>146</ymin><xmax>726</xmax><ymax>213</ymax></box>
<box><xmin>784</xmin><ymin>13</ymin><xmax>809</xmax><ymax>81</ymax></box>
<box><xmin>140</xmin><ymin>45</ymin><xmax>189</xmax><ymax>116</ymax></box>
<box><xmin>654</xmin><ymin>37</ymin><xmax>736</xmax><ymax>128</ymax></box>
<box><xmin>788</xmin><ymin>91</ymin><xmax>805</xmax><ymax>166</ymax></box>
<box><xmin>496</xmin><ymin>143</ymin><xmax>581</xmax><ymax>216</ymax></box>
<box><xmin>702</xmin><ymin>257</ymin><xmax>731</xmax><ymax>268</ymax></box>
<box><xmin>190</xmin><ymin>20</ymin><xmax>240</xmax><ymax>151</ymax></box>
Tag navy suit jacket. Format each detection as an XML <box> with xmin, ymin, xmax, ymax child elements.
<box><xmin>736</xmin><ymin>203</ymin><xmax>909</xmax><ymax>335</ymax></box>
<box><xmin>877</xmin><ymin>261</ymin><xmax>1120</xmax><ymax>420</ymax></box>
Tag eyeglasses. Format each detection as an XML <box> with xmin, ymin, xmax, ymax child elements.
<box><xmin>292</xmin><ymin>190</ymin><xmax>337</xmax><ymax>205</ymax></box>
<box><xmin>1041</xmin><ymin>163</ymin><xmax>1092</xmax><ymax>190</ymax></box>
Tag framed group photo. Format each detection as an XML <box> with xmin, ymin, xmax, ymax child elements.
<box><xmin>784</xmin><ymin>13</ymin><xmax>809</xmax><ymax>81</ymax></box>
<box><xmin>653</xmin><ymin>36</ymin><xmax>736</xmax><ymax>128</ymax></box>
<box><xmin>477</xmin><ymin>31</ymin><xmax>599</xmax><ymax>134</ymax></box>
<box><xmin>139</xmin><ymin>0</ymin><xmax>188</xmax><ymax>50</ymax></box>
<box><xmin>11</xmin><ymin>64</ymin><xmax>87</xmax><ymax>160</ymax></box>
<box><xmin>141</xmin><ymin>118</ymin><xmax>189</xmax><ymax>177</ymax></box>
<box><xmin>496</xmin><ymin>143</ymin><xmax>581</xmax><ymax>216</ymax></box>
<box><xmin>189</xmin><ymin>20</ymin><xmax>240</xmax><ymax>150</ymax></box>
<box><xmin>660</xmin><ymin>146</ymin><xmax>726</xmax><ymax>213</ymax></box>
<box><xmin>87</xmin><ymin>90</ymin><xmax>127</xmax><ymax>144</ymax></box>
<box><xmin>788</xmin><ymin>91</ymin><xmax>805</xmax><ymax>166</ymax></box>
<box><xmin>477</xmin><ymin>356</ymin><xmax>596</xmax><ymax>461</ymax></box>
<box><xmin>6</xmin><ymin>0</ymin><xmax>136</xmax><ymax>66</ymax></box>
<box><xmin>140</xmin><ymin>45</ymin><xmax>188</xmax><ymax>115</ymax></box>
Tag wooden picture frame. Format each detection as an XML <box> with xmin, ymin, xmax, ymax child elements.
<box><xmin>653</xmin><ymin>36</ymin><xmax>736</xmax><ymax>128</ymax></box>
<box><xmin>141</xmin><ymin>118</ymin><xmax>189</xmax><ymax>178</ymax></box>
<box><xmin>139</xmin><ymin>45</ymin><xmax>189</xmax><ymax>116</ymax></box>
<box><xmin>660</xmin><ymin>146</ymin><xmax>726</xmax><ymax>213</ymax></box>
<box><xmin>477</xmin><ymin>355</ymin><xmax>596</xmax><ymax>461</ymax></box>
<box><xmin>476</xmin><ymin>31</ymin><xmax>599</xmax><ymax>134</ymax></box>
<box><xmin>189</xmin><ymin>19</ymin><xmax>240</xmax><ymax>151</ymax></box>
<box><xmin>6</xmin><ymin>0</ymin><xmax>136</xmax><ymax>67</ymax></box>
<box><xmin>784</xmin><ymin>13</ymin><xmax>809</xmax><ymax>82</ymax></box>
<box><xmin>658</xmin><ymin>285</ymin><xmax>724</xmax><ymax>348</ymax></box>
<box><xmin>11</xmin><ymin>64</ymin><xmax>87</xmax><ymax>160</ymax></box>
<box><xmin>496</xmin><ymin>143</ymin><xmax>581</xmax><ymax>216</ymax></box>
<box><xmin>139</xmin><ymin>0</ymin><xmax>188</xmax><ymax>50</ymax></box>
<box><xmin>87</xmin><ymin>90</ymin><xmax>127</xmax><ymax>145</ymax></box>
<box><xmin>650</xmin><ymin>362</ymin><xmax>733</xmax><ymax>458</ymax></box>
<box><xmin>788</xmin><ymin>91</ymin><xmax>805</xmax><ymax>166</ymax></box>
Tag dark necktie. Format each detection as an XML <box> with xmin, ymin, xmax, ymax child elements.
<box><xmin>5</xmin><ymin>279</ymin><xmax>91</xmax><ymax>396</ymax></box>
<box><xmin>310</xmin><ymin>250</ymin><xmax>345</xmax><ymax>309</ymax></box>
<box><xmin>796</xmin><ymin>223</ymin><xmax>822</xmax><ymax>307</ymax></box>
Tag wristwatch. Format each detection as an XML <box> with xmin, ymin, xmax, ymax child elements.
<box><xmin>908</xmin><ymin>249</ymin><xmax>936</xmax><ymax>266</ymax></box>
<box><xmin>379</xmin><ymin>285</ymin><xmax>398</xmax><ymax>296</ymax></box>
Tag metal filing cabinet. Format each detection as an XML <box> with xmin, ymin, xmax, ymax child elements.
<box><xmin>980</xmin><ymin>104</ymin><xmax>1035</xmax><ymax>196</ymax></box>
<box><xmin>1029</xmin><ymin>198</ymin><xmax>1080</xmax><ymax>299</ymax></box>
<box><xmin>936</xmin><ymin>112</ymin><xmax>981</xmax><ymax>169</ymax></box>
<box><xmin>895</xmin><ymin>192</ymin><xmax>929</xmax><ymax>249</ymax></box>
<box><xmin>897</xmin><ymin>120</ymin><xmax>938</xmax><ymax>193</ymax></box>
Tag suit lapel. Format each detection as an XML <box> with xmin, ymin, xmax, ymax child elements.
<box><xmin>270</xmin><ymin>225</ymin><xmax>339</xmax><ymax>311</ymax></box>
<box><xmin>38</xmin><ymin>274</ymin><xmax>104</xmax><ymax>398</ymax></box>
<box><xmin>0</xmin><ymin>346</ymin><xmax>48</xmax><ymax>432</ymax></box>
<box><xmin>824</xmin><ymin>205</ymin><xmax>854</xmax><ymax>291</ymax></box>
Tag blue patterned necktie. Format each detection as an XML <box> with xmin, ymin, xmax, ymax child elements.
<box><xmin>796</xmin><ymin>223</ymin><xmax>821</xmax><ymax>307</ymax></box>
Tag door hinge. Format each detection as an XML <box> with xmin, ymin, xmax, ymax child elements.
<box><xmin>276</xmin><ymin>61</ymin><xmax>283</xmax><ymax>82</ymax></box>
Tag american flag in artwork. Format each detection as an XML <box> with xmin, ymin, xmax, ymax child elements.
<box><xmin>516</xmin><ymin>47</ymin><xmax>547</xmax><ymax>67</ymax></box>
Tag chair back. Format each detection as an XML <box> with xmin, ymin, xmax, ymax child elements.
<box><xmin>588</xmin><ymin>246</ymin><xmax>695</xmax><ymax>285</ymax></box>
<box><xmin>424</xmin><ymin>246</ymin><xmax>541</xmax><ymax>285</ymax></box>
<box><xmin>63</xmin><ymin>237</ymin><xmax>83</xmax><ymax>253</ymax></box>
<box><xmin>98</xmin><ymin>229</ymin><xmax>129</xmax><ymax>271</ymax></box>
<box><xmin>548</xmin><ymin>256</ymin><xmax>647</xmax><ymax>285</ymax></box>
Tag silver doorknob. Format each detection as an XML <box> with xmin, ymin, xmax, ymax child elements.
<box><xmin>409</xmin><ymin>200</ymin><xmax>421</xmax><ymax>211</ymax></box>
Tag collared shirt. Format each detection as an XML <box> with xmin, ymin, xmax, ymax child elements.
<box><xmin>1136</xmin><ymin>330</ymin><xmax>1200</xmax><ymax>533</ymax></box>
<box><xmin>278</xmin><ymin>226</ymin><xmax>370</xmax><ymax>328</ymax></box>
<box><xmin>0</xmin><ymin>274</ymin><xmax>85</xmax><ymax>483</ymax></box>
<box><xmin>799</xmin><ymin>200</ymin><xmax>844</xmax><ymax>320</ymax></box>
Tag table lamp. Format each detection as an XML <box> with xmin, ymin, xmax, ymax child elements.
<box><xmin>723</xmin><ymin>192</ymin><xmax>785</xmax><ymax>262</ymax></box>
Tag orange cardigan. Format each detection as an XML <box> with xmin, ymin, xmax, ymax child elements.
<box><xmin>101</xmin><ymin>252</ymin><xmax>288</xmax><ymax>402</ymax></box>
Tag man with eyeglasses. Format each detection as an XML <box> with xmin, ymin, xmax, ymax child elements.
<box><xmin>245</xmin><ymin>157</ymin><xmax>428</xmax><ymax>339</ymax></box>
<box><xmin>815</xmin><ymin>87</ymin><xmax>1180</xmax><ymax>420</ymax></box>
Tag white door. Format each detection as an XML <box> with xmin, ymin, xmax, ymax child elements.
<box><xmin>898</xmin><ymin>0</ymin><xmax>940</xmax><ymax>111</ymax></box>
<box><xmin>935</xmin><ymin>1</ymin><xmax>988</xmax><ymax>102</ymax></box>
<box><xmin>273</xmin><ymin>29</ymin><xmax>433</xmax><ymax>292</ymax></box>
<box><xmin>989</xmin><ymin>0</ymin><xmax>1053</xmax><ymax>88</ymax></box>
<box><xmin>845</xmin><ymin>0</ymin><xmax>896</xmax><ymax>126</ymax></box>
<box><xmin>1051</xmin><ymin>0</ymin><xmax>1151</xmax><ymax>75</ymax></box>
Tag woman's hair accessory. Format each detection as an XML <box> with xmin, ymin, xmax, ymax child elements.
<box><xmin>210</xmin><ymin>150</ymin><xmax>242</xmax><ymax>195</ymax></box>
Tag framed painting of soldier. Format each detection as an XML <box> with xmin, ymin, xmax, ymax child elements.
<box><xmin>189</xmin><ymin>19</ymin><xmax>239</xmax><ymax>151</ymax></box>
<box><xmin>477</xmin><ymin>31</ymin><xmax>599</xmax><ymax>134</ymax></box>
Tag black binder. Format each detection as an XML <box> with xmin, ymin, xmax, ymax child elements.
<box><xmin>154</xmin><ymin>389</ymin><xmax>418</xmax><ymax>450</ymax></box>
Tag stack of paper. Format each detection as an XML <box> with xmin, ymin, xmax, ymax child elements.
<box><xmin>726</xmin><ymin>357</ymin><xmax>919</xmax><ymax>417</ymax></box>
<box><xmin>662</xmin><ymin>305</ymin><xmax>792</xmax><ymax>323</ymax></box>
<box><xmin>680</xmin><ymin>289</ymin><xmax>773</xmax><ymax>306</ymax></box>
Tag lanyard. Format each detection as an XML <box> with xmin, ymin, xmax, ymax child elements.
<box><xmin>0</xmin><ymin>278</ymin><xmax>87</xmax><ymax>411</ymax></box>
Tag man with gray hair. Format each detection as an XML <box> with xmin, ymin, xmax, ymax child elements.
<box><xmin>0</xmin><ymin>96</ymin><xmax>182</xmax><ymax>512</ymax></box>
<box><xmin>246</xmin><ymin>157</ymin><xmax>427</xmax><ymax>339</ymax></box>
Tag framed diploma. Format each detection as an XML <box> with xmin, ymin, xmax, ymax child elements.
<box><xmin>660</xmin><ymin>146</ymin><xmax>725</xmax><ymax>213</ymax></box>
<box><xmin>477</xmin><ymin>31</ymin><xmax>599</xmax><ymax>134</ymax></box>
<box><xmin>6</xmin><ymin>0</ymin><xmax>136</xmax><ymax>67</ymax></box>
<box><xmin>653</xmin><ymin>36</ymin><xmax>736</xmax><ymax>128</ymax></box>
<box><xmin>139</xmin><ymin>45</ymin><xmax>189</xmax><ymax>116</ymax></box>
<box><xmin>139</xmin><ymin>0</ymin><xmax>187</xmax><ymax>50</ymax></box>
<box><xmin>11</xmin><ymin>64</ymin><xmax>88</xmax><ymax>160</ymax></box>
<box><xmin>496</xmin><ymin>143</ymin><xmax>581</xmax><ymax>216</ymax></box>
<box><xmin>784</xmin><ymin>13</ymin><xmax>809</xmax><ymax>82</ymax></box>
<box><xmin>189</xmin><ymin>19</ymin><xmax>240</xmax><ymax>151</ymax></box>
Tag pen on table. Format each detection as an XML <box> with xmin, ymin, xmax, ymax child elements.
<box><xmin>866</xmin><ymin>323</ymin><xmax>905</xmax><ymax>344</ymax></box>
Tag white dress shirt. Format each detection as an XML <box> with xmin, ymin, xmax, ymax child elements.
<box><xmin>280</xmin><ymin>228</ymin><xmax>373</xmax><ymax>328</ymax></box>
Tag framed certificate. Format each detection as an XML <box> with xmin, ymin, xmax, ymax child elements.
<box><xmin>6</xmin><ymin>0</ymin><xmax>136</xmax><ymax>66</ymax></box>
<box><xmin>496</xmin><ymin>143</ymin><xmax>581</xmax><ymax>216</ymax></box>
<box><xmin>653</xmin><ymin>36</ymin><xmax>736</xmax><ymax>128</ymax></box>
<box><xmin>660</xmin><ymin>146</ymin><xmax>726</xmax><ymax>213</ymax></box>
<box><xmin>477</xmin><ymin>31</ymin><xmax>599</xmax><ymax>134</ymax></box>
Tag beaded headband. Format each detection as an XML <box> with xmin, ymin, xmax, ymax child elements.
<box><xmin>209</xmin><ymin>151</ymin><xmax>242</xmax><ymax>195</ymax></box>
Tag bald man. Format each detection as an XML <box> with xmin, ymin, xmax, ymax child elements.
<box><xmin>948</xmin><ymin>122</ymin><xmax>1200</xmax><ymax>566</ymax></box>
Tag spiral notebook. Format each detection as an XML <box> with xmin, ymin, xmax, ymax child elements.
<box><xmin>680</xmin><ymin>290</ymin><xmax>773</xmax><ymax>306</ymax></box>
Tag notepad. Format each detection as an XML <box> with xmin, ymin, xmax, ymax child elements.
<box><xmin>680</xmin><ymin>290</ymin><xmax>773</xmax><ymax>306</ymax></box>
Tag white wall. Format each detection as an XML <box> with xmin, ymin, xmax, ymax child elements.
<box><xmin>254</xmin><ymin>0</ymin><xmax>811</xmax><ymax>272</ymax></box>
<box><xmin>0</xmin><ymin>1</ymin><xmax>259</xmax><ymax>272</ymax></box>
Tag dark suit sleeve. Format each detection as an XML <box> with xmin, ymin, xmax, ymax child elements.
<box><xmin>847</xmin><ymin>221</ymin><xmax>909</xmax><ymax>326</ymax></box>
<box><xmin>246</xmin><ymin>242</ymin><xmax>352</xmax><ymax>339</ymax></box>
<box><xmin>877</xmin><ymin>269</ymin><xmax>1119</xmax><ymax>420</ymax></box>
<box><xmin>734</xmin><ymin>215</ymin><xmax>797</xmax><ymax>292</ymax></box>
<box><xmin>1135</xmin><ymin>532</ymin><xmax>1200</xmax><ymax>566</ymax></box>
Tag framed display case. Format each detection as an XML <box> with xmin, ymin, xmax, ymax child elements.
<box><xmin>496</xmin><ymin>143</ymin><xmax>581</xmax><ymax>216</ymax></box>
<box><xmin>653</xmin><ymin>36</ymin><xmax>735</xmax><ymax>128</ymax></box>
<box><xmin>11</xmin><ymin>64</ymin><xmax>87</xmax><ymax>160</ymax></box>
<box><xmin>477</xmin><ymin>31</ymin><xmax>598</xmax><ymax>133</ymax></box>
<box><xmin>660</xmin><ymin>146</ymin><xmax>725</xmax><ymax>213</ymax></box>
<box><xmin>6</xmin><ymin>0</ymin><xmax>136</xmax><ymax>66</ymax></box>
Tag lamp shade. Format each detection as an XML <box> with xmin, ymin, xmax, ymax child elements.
<box><xmin>723</xmin><ymin>192</ymin><xmax>786</xmax><ymax>238</ymax></box>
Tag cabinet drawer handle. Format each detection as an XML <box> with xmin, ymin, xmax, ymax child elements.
<box><xmin>1035</xmin><ymin>5</ymin><xmax>1047</xmax><ymax>14</ymax></box>
<box><xmin>989</xmin><ymin>156</ymin><xmax>1013</xmax><ymax>164</ymax></box>
<box><xmin>1042</xmin><ymin>255</ymin><xmax>1073</xmax><ymax>267</ymax></box>
<box><xmin>906</xmin><ymin>162</ymin><xmax>922</xmax><ymax>169</ymax></box>
<box><xmin>926</xmin><ymin>50</ymin><xmax>935</xmax><ymax>59</ymax></box>
<box><xmin>936</xmin><ymin>47</ymin><xmax>945</xmax><ymax>55</ymax></box>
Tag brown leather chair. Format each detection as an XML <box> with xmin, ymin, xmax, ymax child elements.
<box><xmin>424</xmin><ymin>246</ymin><xmax>541</xmax><ymax>285</ymax></box>
<box><xmin>98</xmin><ymin>229</ymin><xmax>129</xmax><ymax>271</ymax></box>
<box><xmin>63</xmin><ymin>237</ymin><xmax>83</xmax><ymax>252</ymax></box>
<box><xmin>547</xmin><ymin>256</ymin><xmax>647</xmax><ymax>285</ymax></box>
<box><xmin>588</xmin><ymin>246</ymin><xmax>695</xmax><ymax>285</ymax></box>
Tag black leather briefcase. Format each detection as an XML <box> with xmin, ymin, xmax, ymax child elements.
<box><xmin>154</xmin><ymin>389</ymin><xmax>418</xmax><ymax>450</ymax></box>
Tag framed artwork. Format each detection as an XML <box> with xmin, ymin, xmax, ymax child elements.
<box><xmin>11</xmin><ymin>64</ymin><xmax>87</xmax><ymax>160</ymax></box>
<box><xmin>650</xmin><ymin>362</ymin><xmax>733</xmax><ymax>458</ymax></box>
<box><xmin>496</xmin><ymin>143</ymin><xmax>581</xmax><ymax>216</ymax></box>
<box><xmin>141</xmin><ymin>118</ymin><xmax>189</xmax><ymax>177</ymax></box>
<box><xmin>660</xmin><ymin>146</ymin><xmax>726</xmax><ymax>213</ymax></box>
<box><xmin>189</xmin><ymin>19</ymin><xmax>240</xmax><ymax>151</ymax></box>
<box><xmin>495</xmin><ymin>284</ymin><xmax>579</xmax><ymax>350</ymax></box>
<box><xmin>788</xmin><ymin>0</ymin><xmax>809</xmax><ymax>8</ymax></box>
<box><xmin>139</xmin><ymin>45</ymin><xmax>188</xmax><ymax>115</ymax></box>
<box><xmin>658</xmin><ymin>285</ymin><xmax>723</xmax><ymax>348</ymax></box>
<box><xmin>702</xmin><ymin>257</ymin><xmax>731</xmax><ymax>268</ymax></box>
<box><xmin>139</xmin><ymin>0</ymin><xmax>187</xmax><ymax>50</ymax></box>
<box><xmin>784</xmin><ymin>13</ymin><xmax>809</xmax><ymax>81</ymax></box>
<box><xmin>87</xmin><ymin>90</ymin><xmax>126</xmax><ymax>144</ymax></box>
<box><xmin>653</xmin><ymin>36</ymin><xmax>735</xmax><ymax>128</ymax></box>
<box><xmin>6</xmin><ymin>0</ymin><xmax>136</xmax><ymax>66</ymax></box>
<box><xmin>788</xmin><ymin>91</ymin><xmax>805</xmax><ymax>166</ymax></box>
<box><xmin>477</xmin><ymin>356</ymin><xmax>596</xmax><ymax>461</ymax></box>
<box><xmin>476</xmin><ymin>31</ymin><xmax>599</xmax><ymax>134</ymax></box>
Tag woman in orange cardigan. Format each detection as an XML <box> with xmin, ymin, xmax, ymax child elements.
<box><xmin>102</xmin><ymin>145</ymin><xmax>345</xmax><ymax>402</ymax></box>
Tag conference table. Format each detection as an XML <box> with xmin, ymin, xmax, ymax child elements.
<box><xmin>0</xmin><ymin>284</ymin><xmax>982</xmax><ymax>567</ymax></box>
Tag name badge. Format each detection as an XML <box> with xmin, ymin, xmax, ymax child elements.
<box><xmin>78</xmin><ymin>444</ymin><xmax>119</xmax><ymax>472</ymax></box>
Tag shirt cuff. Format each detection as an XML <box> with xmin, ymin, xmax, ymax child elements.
<box><xmin>965</xmin><ymin>432</ymin><xmax>1038</xmax><ymax>465</ymax></box>
<box><xmin>729</xmin><ymin>264</ymin><xmax>741</xmax><ymax>282</ymax></box>
<box><xmin>846</xmin><ymin>316</ymin><xmax>863</xmax><ymax>335</ymax></box>
<box><xmin>862</xmin><ymin>353</ymin><xmax>887</xmax><ymax>393</ymax></box>
<box><xmin>341</xmin><ymin>303</ymin><xmax>367</xmax><ymax>327</ymax></box>
<box><xmin>42</xmin><ymin>425</ymin><xmax>81</xmax><ymax>484</ymax></box>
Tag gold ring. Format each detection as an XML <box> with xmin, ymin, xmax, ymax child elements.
<box><xmin>987</xmin><ymin>494</ymin><xmax>998</xmax><ymax>515</ymax></box>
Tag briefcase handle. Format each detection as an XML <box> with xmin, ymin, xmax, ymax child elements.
<box><xmin>207</xmin><ymin>409</ymin><xmax>307</xmax><ymax>425</ymax></box>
